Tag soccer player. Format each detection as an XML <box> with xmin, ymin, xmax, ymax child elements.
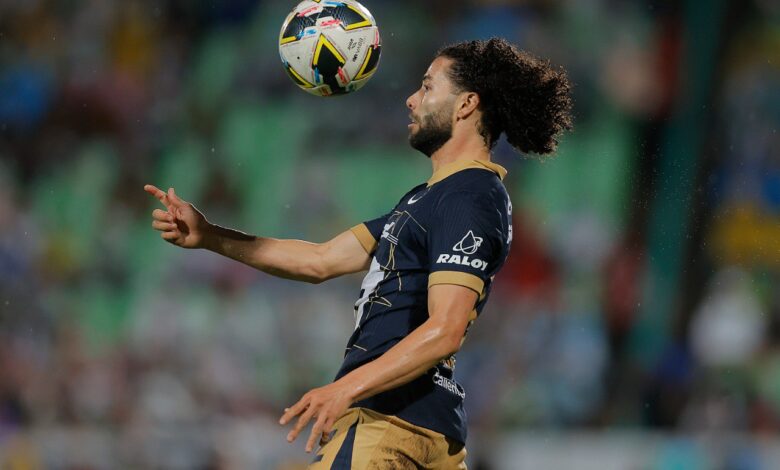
<box><xmin>145</xmin><ymin>38</ymin><xmax>571</xmax><ymax>468</ymax></box>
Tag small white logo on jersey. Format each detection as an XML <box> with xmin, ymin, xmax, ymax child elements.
<box><xmin>380</xmin><ymin>221</ymin><xmax>398</xmax><ymax>244</ymax></box>
<box><xmin>408</xmin><ymin>193</ymin><xmax>424</xmax><ymax>204</ymax></box>
<box><xmin>507</xmin><ymin>200</ymin><xmax>513</xmax><ymax>245</ymax></box>
<box><xmin>432</xmin><ymin>371</ymin><xmax>465</xmax><ymax>398</ymax></box>
<box><xmin>453</xmin><ymin>230</ymin><xmax>483</xmax><ymax>255</ymax></box>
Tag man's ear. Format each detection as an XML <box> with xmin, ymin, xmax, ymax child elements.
<box><xmin>456</xmin><ymin>92</ymin><xmax>480</xmax><ymax>120</ymax></box>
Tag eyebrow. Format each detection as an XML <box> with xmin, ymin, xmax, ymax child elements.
<box><xmin>422</xmin><ymin>74</ymin><xmax>432</xmax><ymax>83</ymax></box>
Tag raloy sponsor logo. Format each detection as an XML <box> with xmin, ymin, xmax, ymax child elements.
<box><xmin>453</xmin><ymin>230</ymin><xmax>482</xmax><ymax>255</ymax></box>
<box><xmin>435</xmin><ymin>230</ymin><xmax>489</xmax><ymax>270</ymax></box>
<box><xmin>435</xmin><ymin>253</ymin><xmax>488</xmax><ymax>270</ymax></box>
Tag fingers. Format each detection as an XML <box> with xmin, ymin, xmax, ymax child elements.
<box><xmin>144</xmin><ymin>184</ymin><xmax>171</xmax><ymax>208</ymax></box>
<box><xmin>280</xmin><ymin>391</ymin><xmax>343</xmax><ymax>453</ymax></box>
<box><xmin>152</xmin><ymin>206</ymin><xmax>181</xmax><ymax>224</ymax></box>
<box><xmin>316</xmin><ymin>416</ymin><xmax>336</xmax><ymax>449</ymax></box>
<box><xmin>288</xmin><ymin>404</ymin><xmax>316</xmax><ymax>443</ymax></box>
<box><xmin>151</xmin><ymin>209</ymin><xmax>177</xmax><ymax>232</ymax></box>
<box><xmin>152</xmin><ymin>220</ymin><xmax>177</xmax><ymax>231</ymax></box>
<box><xmin>144</xmin><ymin>184</ymin><xmax>163</xmax><ymax>197</ymax></box>
<box><xmin>161</xmin><ymin>231</ymin><xmax>180</xmax><ymax>243</ymax></box>
<box><xmin>280</xmin><ymin>399</ymin><xmax>307</xmax><ymax>426</ymax></box>
<box><xmin>322</xmin><ymin>416</ymin><xmax>337</xmax><ymax>436</ymax></box>
<box><xmin>306</xmin><ymin>411</ymin><xmax>338</xmax><ymax>452</ymax></box>
<box><xmin>167</xmin><ymin>187</ymin><xmax>187</xmax><ymax>208</ymax></box>
<box><xmin>152</xmin><ymin>209</ymin><xmax>173</xmax><ymax>222</ymax></box>
<box><xmin>280</xmin><ymin>394</ymin><xmax>318</xmax><ymax>446</ymax></box>
<box><xmin>161</xmin><ymin>230</ymin><xmax>179</xmax><ymax>240</ymax></box>
<box><xmin>306</xmin><ymin>415</ymin><xmax>328</xmax><ymax>453</ymax></box>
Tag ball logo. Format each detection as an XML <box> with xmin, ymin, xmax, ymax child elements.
<box><xmin>453</xmin><ymin>230</ymin><xmax>483</xmax><ymax>255</ymax></box>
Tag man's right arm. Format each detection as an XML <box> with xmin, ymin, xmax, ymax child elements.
<box><xmin>202</xmin><ymin>225</ymin><xmax>370</xmax><ymax>283</ymax></box>
<box><xmin>144</xmin><ymin>184</ymin><xmax>372</xmax><ymax>283</ymax></box>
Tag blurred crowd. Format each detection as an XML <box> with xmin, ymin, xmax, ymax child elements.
<box><xmin>1</xmin><ymin>0</ymin><xmax>779</xmax><ymax>468</ymax></box>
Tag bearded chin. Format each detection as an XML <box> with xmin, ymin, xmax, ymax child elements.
<box><xmin>408</xmin><ymin>115</ymin><xmax>453</xmax><ymax>158</ymax></box>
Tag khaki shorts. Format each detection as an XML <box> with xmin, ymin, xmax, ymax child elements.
<box><xmin>307</xmin><ymin>407</ymin><xmax>467</xmax><ymax>469</ymax></box>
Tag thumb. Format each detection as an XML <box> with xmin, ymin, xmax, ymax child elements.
<box><xmin>167</xmin><ymin>187</ymin><xmax>186</xmax><ymax>208</ymax></box>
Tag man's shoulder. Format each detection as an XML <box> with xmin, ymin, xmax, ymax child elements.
<box><xmin>436</xmin><ymin>168</ymin><xmax>508</xmax><ymax>200</ymax></box>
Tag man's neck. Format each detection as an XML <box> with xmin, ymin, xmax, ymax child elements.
<box><xmin>430</xmin><ymin>132</ymin><xmax>490</xmax><ymax>174</ymax></box>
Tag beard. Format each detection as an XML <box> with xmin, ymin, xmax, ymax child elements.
<box><xmin>408</xmin><ymin>104</ymin><xmax>454</xmax><ymax>157</ymax></box>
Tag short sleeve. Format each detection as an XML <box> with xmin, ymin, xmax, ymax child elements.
<box><xmin>350</xmin><ymin>213</ymin><xmax>391</xmax><ymax>255</ymax></box>
<box><xmin>428</xmin><ymin>191</ymin><xmax>504</xmax><ymax>295</ymax></box>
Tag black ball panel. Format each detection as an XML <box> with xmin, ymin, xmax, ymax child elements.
<box><xmin>326</xmin><ymin>5</ymin><xmax>370</xmax><ymax>29</ymax></box>
<box><xmin>281</xmin><ymin>13</ymin><xmax>317</xmax><ymax>42</ymax></box>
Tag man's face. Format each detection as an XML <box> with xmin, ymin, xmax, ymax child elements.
<box><xmin>406</xmin><ymin>56</ymin><xmax>458</xmax><ymax>157</ymax></box>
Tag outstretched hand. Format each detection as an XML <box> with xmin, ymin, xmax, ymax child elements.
<box><xmin>144</xmin><ymin>184</ymin><xmax>209</xmax><ymax>249</ymax></box>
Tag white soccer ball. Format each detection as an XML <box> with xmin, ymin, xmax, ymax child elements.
<box><xmin>278</xmin><ymin>0</ymin><xmax>381</xmax><ymax>97</ymax></box>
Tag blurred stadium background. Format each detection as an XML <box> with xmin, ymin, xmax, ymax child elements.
<box><xmin>1</xmin><ymin>0</ymin><xmax>779</xmax><ymax>468</ymax></box>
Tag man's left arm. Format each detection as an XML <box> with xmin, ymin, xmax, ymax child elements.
<box><xmin>279</xmin><ymin>283</ymin><xmax>477</xmax><ymax>452</ymax></box>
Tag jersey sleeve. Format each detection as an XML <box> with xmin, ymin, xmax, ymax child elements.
<box><xmin>350</xmin><ymin>213</ymin><xmax>391</xmax><ymax>255</ymax></box>
<box><xmin>349</xmin><ymin>185</ymin><xmax>426</xmax><ymax>255</ymax></box>
<box><xmin>428</xmin><ymin>191</ymin><xmax>504</xmax><ymax>295</ymax></box>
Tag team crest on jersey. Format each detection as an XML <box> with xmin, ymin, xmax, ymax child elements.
<box><xmin>453</xmin><ymin>230</ymin><xmax>483</xmax><ymax>255</ymax></box>
<box><xmin>380</xmin><ymin>221</ymin><xmax>397</xmax><ymax>244</ymax></box>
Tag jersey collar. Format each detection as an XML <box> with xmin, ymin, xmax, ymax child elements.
<box><xmin>426</xmin><ymin>159</ymin><xmax>508</xmax><ymax>187</ymax></box>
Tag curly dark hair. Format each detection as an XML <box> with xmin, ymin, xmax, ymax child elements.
<box><xmin>437</xmin><ymin>38</ymin><xmax>573</xmax><ymax>155</ymax></box>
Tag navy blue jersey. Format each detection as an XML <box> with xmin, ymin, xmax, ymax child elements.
<box><xmin>336</xmin><ymin>159</ymin><xmax>512</xmax><ymax>444</ymax></box>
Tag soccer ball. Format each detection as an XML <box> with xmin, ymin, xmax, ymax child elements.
<box><xmin>278</xmin><ymin>0</ymin><xmax>381</xmax><ymax>97</ymax></box>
